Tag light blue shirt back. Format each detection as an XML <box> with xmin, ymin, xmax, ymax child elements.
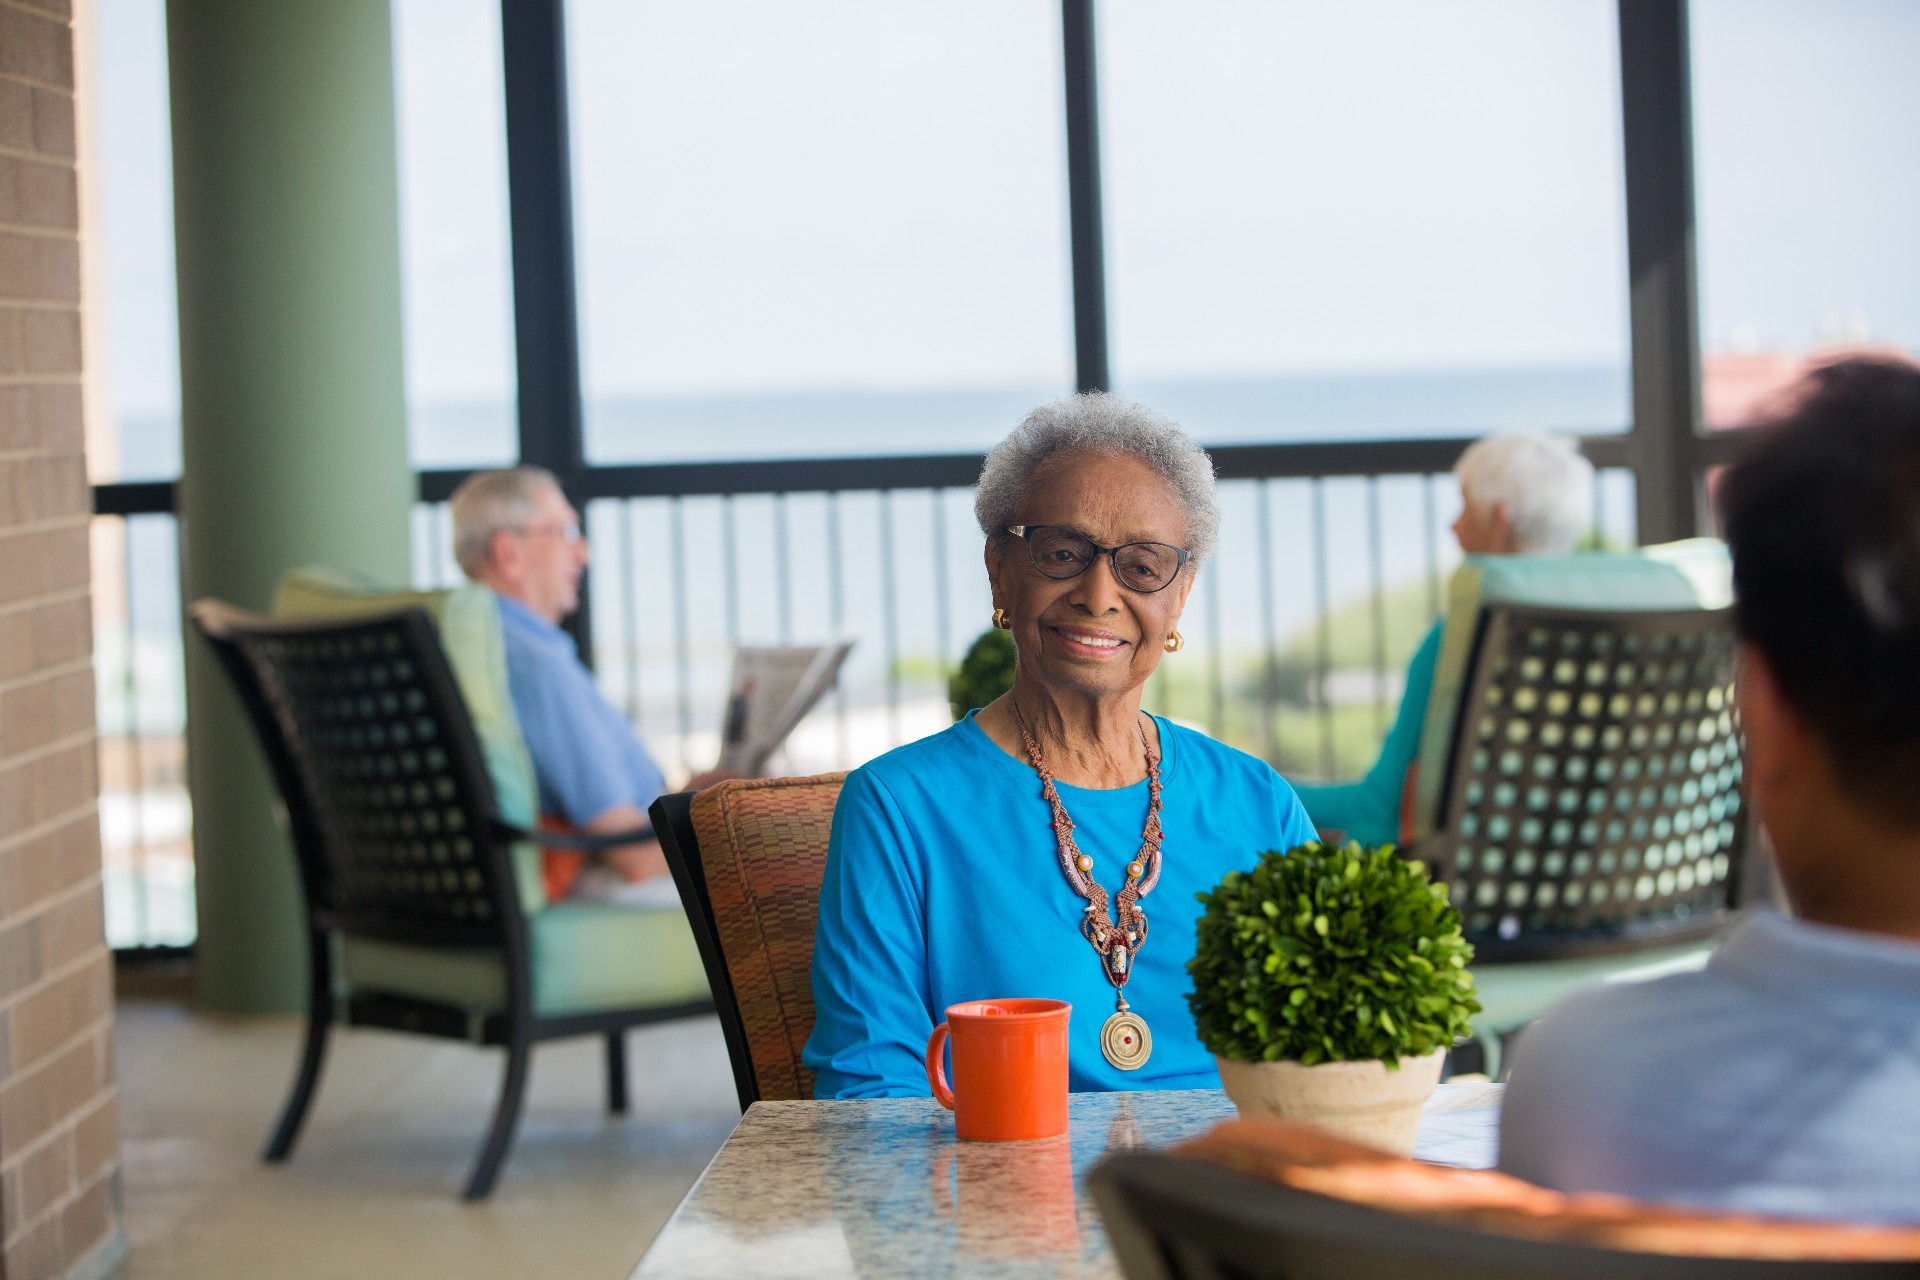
<box><xmin>803</xmin><ymin>711</ymin><xmax>1318</xmax><ymax>1098</ymax></box>
<box><xmin>1499</xmin><ymin>910</ymin><xmax>1920</xmax><ymax>1223</ymax></box>
<box><xmin>494</xmin><ymin>593</ymin><xmax>666</xmax><ymax>824</ymax></box>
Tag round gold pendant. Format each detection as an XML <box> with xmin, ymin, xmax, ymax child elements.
<box><xmin>1101</xmin><ymin>1010</ymin><xmax>1152</xmax><ymax>1071</ymax></box>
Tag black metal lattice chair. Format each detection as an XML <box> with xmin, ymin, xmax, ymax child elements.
<box><xmin>191</xmin><ymin>600</ymin><xmax>714</xmax><ymax>1199</ymax></box>
<box><xmin>1090</xmin><ymin>1149</ymin><xmax>1920</xmax><ymax>1280</ymax></box>
<box><xmin>1409</xmin><ymin>602</ymin><xmax>1745</xmax><ymax>1073</ymax></box>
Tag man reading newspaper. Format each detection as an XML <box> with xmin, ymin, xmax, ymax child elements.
<box><xmin>449</xmin><ymin>467</ymin><xmax>845</xmax><ymax>904</ymax></box>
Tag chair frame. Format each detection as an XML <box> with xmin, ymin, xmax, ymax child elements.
<box><xmin>652</xmin><ymin>789</ymin><xmax>761</xmax><ymax>1112</ymax></box>
<box><xmin>1091</xmin><ymin>1152</ymin><xmax>1920</xmax><ymax>1280</ymax></box>
<box><xmin>193</xmin><ymin>600</ymin><xmax>714</xmax><ymax>1199</ymax></box>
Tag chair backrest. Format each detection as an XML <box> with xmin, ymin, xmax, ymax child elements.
<box><xmin>191</xmin><ymin>600</ymin><xmax>527</xmax><ymax>950</ymax></box>
<box><xmin>1411</xmin><ymin>539</ymin><xmax>1733</xmax><ymax>840</ymax></box>
<box><xmin>1091</xmin><ymin>1128</ymin><xmax>1920</xmax><ymax>1280</ymax></box>
<box><xmin>1418</xmin><ymin>600</ymin><xmax>1743</xmax><ymax>961</ymax></box>
<box><xmin>652</xmin><ymin>772</ymin><xmax>845</xmax><ymax>1110</ymax></box>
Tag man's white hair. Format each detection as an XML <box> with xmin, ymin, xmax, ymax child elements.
<box><xmin>449</xmin><ymin>466</ymin><xmax>561</xmax><ymax>578</ymax></box>
<box><xmin>1454</xmin><ymin>433</ymin><xmax>1595</xmax><ymax>554</ymax></box>
<box><xmin>973</xmin><ymin>393</ymin><xmax>1220</xmax><ymax>563</ymax></box>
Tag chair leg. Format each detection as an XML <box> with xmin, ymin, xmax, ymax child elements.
<box><xmin>264</xmin><ymin>934</ymin><xmax>333</xmax><ymax>1162</ymax></box>
<box><xmin>464</xmin><ymin>1034</ymin><xmax>533</xmax><ymax>1201</ymax></box>
<box><xmin>605</xmin><ymin>1030</ymin><xmax>629</xmax><ymax>1115</ymax></box>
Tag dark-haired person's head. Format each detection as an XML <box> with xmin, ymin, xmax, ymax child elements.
<box><xmin>1718</xmin><ymin>356</ymin><xmax>1920</xmax><ymax>930</ymax></box>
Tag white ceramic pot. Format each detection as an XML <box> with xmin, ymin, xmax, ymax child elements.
<box><xmin>1214</xmin><ymin>1050</ymin><xmax>1446</xmax><ymax>1156</ymax></box>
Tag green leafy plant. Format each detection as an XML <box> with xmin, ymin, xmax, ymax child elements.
<box><xmin>948</xmin><ymin>627</ymin><xmax>1017</xmax><ymax>721</ymax></box>
<box><xmin>1187</xmin><ymin>841</ymin><xmax>1479</xmax><ymax>1067</ymax></box>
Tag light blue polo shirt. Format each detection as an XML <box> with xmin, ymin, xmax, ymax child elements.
<box><xmin>494</xmin><ymin>593</ymin><xmax>666</xmax><ymax>824</ymax></box>
<box><xmin>1500</xmin><ymin>910</ymin><xmax>1920</xmax><ymax>1223</ymax></box>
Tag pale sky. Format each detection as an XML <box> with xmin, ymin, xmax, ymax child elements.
<box><xmin>94</xmin><ymin>0</ymin><xmax>1920</xmax><ymax>428</ymax></box>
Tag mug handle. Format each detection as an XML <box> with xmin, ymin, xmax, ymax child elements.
<box><xmin>925</xmin><ymin>1021</ymin><xmax>956</xmax><ymax>1110</ymax></box>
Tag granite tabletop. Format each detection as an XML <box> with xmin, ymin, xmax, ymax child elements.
<box><xmin>628</xmin><ymin>1084</ymin><xmax>1503</xmax><ymax>1280</ymax></box>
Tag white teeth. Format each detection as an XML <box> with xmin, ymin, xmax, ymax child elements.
<box><xmin>1063</xmin><ymin>633</ymin><xmax>1122</xmax><ymax>648</ymax></box>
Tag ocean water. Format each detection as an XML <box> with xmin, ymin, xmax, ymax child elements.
<box><xmin>103</xmin><ymin>363</ymin><xmax>1638</xmax><ymax>768</ymax></box>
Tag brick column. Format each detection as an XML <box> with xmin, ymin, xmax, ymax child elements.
<box><xmin>0</xmin><ymin>2</ymin><xmax>125</xmax><ymax>1278</ymax></box>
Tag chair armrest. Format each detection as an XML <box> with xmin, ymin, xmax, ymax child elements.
<box><xmin>487</xmin><ymin>818</ymin><xmax>655</xmax><ymax>852</ymax></box>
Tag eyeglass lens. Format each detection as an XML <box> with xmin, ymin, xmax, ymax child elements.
<box><xmin>1027</xmin><ymin>527</ymin><xmax>1181</xmax><ymax>591</ymax></box>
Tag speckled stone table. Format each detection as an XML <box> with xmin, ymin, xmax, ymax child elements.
<box><xmin>629</xmin><ymin>1085</ymin><xmax>1502</xmax><ymax>1280</ymax></box>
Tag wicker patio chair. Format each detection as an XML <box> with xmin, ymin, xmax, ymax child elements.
<box><xmin>191</xmin><ymin>599</ymin><xmax>714</xmax><ymax>1199</ymax></box>
<box><xmin>651</xmin><ymin>773</ymin><xmax>845</xmax><ymax>1110</ymax></box>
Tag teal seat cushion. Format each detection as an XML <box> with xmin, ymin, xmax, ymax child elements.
<box><xmin>272</xmin><ymin>566</ymin><xmax>547</xmax><ymax>911</ymax></box>
<box><xmin>1411</xmin><ymin>539</ymin><xmax>1733</xmax><ymax>839</ymax></box>
<box><xmin>340</xmin><ymin>902</ymin><xmax>711</xmax><ymax>1018</ymax></box>
<box><xmin>1469</xmin><ymin>938</ymin><xmax>1713</xmax><ymax>1077</ymax></box>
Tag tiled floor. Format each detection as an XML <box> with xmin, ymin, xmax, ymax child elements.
<box><xmin>114</xmin><ymin>996</ymin><xmax>742</xmax><ymax>1279</ymax></box>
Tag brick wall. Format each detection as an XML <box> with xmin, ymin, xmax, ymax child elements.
<box><xmin>0</xmin><ymin>2</ymin><xmax>122</xmax><ymax>1278</ymax></box>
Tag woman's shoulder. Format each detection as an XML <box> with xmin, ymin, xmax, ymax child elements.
<box><xmin>1155</xmin><ymin>717</ymin><xmax>1285</xmax><ymax>789</ymax></box>
<box><xmin>846</xmin><ymin>712</ymin><xmax>1012</xmax><ymax>793</ymax></box>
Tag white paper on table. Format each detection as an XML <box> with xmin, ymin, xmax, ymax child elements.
<box><xmin>1413</xmin><ymin>1081</ymin><xmax>1503</xmax><ymax>1170</ymax></box>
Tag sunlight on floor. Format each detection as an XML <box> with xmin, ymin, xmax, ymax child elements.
<box><xmin>115</xmin><ymin>997</ymin><xmax>741</xmax><ymax>1279</ymax></box>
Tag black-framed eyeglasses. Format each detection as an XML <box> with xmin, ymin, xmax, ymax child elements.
<box><xmin>1005</xmin><ymin>525</ymin><xmax>1190</xmax><ymax>594</ymax></box>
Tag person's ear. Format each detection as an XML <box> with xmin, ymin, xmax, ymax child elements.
<box><xmin>1489</xmin><ymin>502</ymin><xmax>1518</xmax><ymax>554</ymax></box>
<box><xmin>1736</xmin><ymin>645</ymin><xmax>1812</xmax><ymax>817</ymax></box>
<box><xmin>984</xmin><ymin>535</ymin><xmax>1013</xmax><ymax>611</ymax></box>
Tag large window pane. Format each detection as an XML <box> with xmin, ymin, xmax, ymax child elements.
<box><xmin>1099</xmin><ymin>0</ymin><xmax>1631</xmax><ymax>444</ymax></box>
<box><xmin>392</xmin><ymin>0</ymin><xmax>518</xmax><ymax>468</ymax></box>
<box><xmin>566</xmin><ymin>0</ymin><xmax>1074</xmax><ymax>463</ymax></box>
<box><xmin>1692</xmin><ymin>0</ymin><xmax>1920</xmax><ymax>427</ymax></box>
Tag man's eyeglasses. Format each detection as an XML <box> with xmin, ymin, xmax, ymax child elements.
<box><xmin>1005</xmin><ymin>525</ymin><xmax>1189</xmax><ymax>594</ymax></box>
<box><xmin>508</xmin><ymin>521</ymin><xmax>583</xmax><ymax>545</ymax></box>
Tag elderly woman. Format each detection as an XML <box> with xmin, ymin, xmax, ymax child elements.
<box><xmin>1293</xmin><ymin>432</ymin><xmax>1594</xmax><ymax>847</ymax></box>
<box><xmin>803</xmin><ymin>394</ymin><xmax>1316</xmax><ymax>1097</ymax></box>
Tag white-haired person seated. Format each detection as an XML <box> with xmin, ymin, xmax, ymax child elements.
<box><xmin>450</xmin><ymin>467</ymin><xmax>736</xmax><ymax>903</ymax></box>
<box><xmin>1293</xmin><ymin>433</ymin><xmax>1593</xmax><ymax>847</ymax></box>
<box><xmin>1500</xmin><ymin>357</ymin><xmax>1920</xmax><ymax>1223</ymax></box>
<box><xmin>802</xmin><ymin>394</ymin><xmax>1316</xmax><ymax>1097</ymax></box>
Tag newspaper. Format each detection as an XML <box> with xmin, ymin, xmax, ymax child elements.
<box><xmin>715</xmin><ymin>641</ymin><xmax>855</xmax><ymax>777</ymax></box>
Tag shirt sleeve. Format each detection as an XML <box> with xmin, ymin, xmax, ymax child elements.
<box><xmin>1291</xmin><ymin>620</ymin><xmax>1444</xmax><ymax>847</ymax></box>
<box><xmin>507</xmin><ymin>646</ymin><xmax>647</xmax><ymax>825</ymax></box>
<box><xmin>802</xmin><ymin>768</ymin><xmax>938</xmax><ymax>1099</ymax></box>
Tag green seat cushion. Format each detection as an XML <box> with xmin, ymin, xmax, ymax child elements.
<box><xmin>273</xmin><ymin>567</ymin><xmax>546</xmax><ymax>911</ymax></box>
<box><xmin>340</xmin><ymin>902</ymin><xmax>711</xmax><ymax>1018</ymax></box>
<box><xmin>1468</xmin><ymin>938</ymin><xmax>1713</xmax><ymax>1076</ymax></box>
<box><xmin>1412</xmin><ymin>539</ymin><xmax>1733</xmax><ymax>838</ymax></box>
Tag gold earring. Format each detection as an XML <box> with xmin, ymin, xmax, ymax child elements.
<box><xmin>1164</xmin><ymin>631</ymin><xmax>1184</xmax><ymax>653</ymax></box>
<box><xmin>992</xmin><ymin>608</ymin><xmax>1011</xmax><ymax>630</ymax></box>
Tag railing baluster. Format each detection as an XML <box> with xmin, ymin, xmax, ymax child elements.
<box><xmin>1368</xmin><ymin>476</ymin><xmax>1387</xmax><ymax>740</ymax></box>
<box><xmin>1312</xmin><ymin>479</ymin><xmax>1334</xmax><ymax>779</ymax></box>
<box><xmin>622</xmin><ymin>500</ymin><xmax>642</xmax><ymax>729</ymax></box>
<box><xmin>932</xmin><ymin>489</ymin><xmax>951</xmax><ymax>684</ymax></box>
<box><xmin>880</xmin><ymin>489</ymin><xmax>900</xmax><ymax>747</ymax></box>
<box><xmin>121</xmin><ymin>517</ymin><xmax>149</xmax><ymax>947</ymax></box>
<box><xmin>669</xmin><ymin>496</ymin><xmax>692</xmax><ymax>777</ymax></box>
<box><xmin>1425</xmin><ymin>474</ymin><xmax>1441</xmax><ymax>621</ymax></box>
<box><xmin>775</xmin><ymin>491</ymin><xmax>792</xmax><ymax>645</ymax></box>
<box><xmin>722</xmin><ymin>493</ymin><xmax>740</xmax><ymax>649</ymax></box>
<box><xmin>1258</xmin><ymin>478</ymin><xmax>1279</xmax><ymax>764</ymax></box>
<box><xmin>828</xmin><ymin>492</ymin><xmax>849</xmax><ymax>767</ymax></box>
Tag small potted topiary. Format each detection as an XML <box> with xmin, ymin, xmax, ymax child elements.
<box><xmin>948</xmin><ymin>627</ymin><xmax>1017</xmax><ymax>721</ymax></box>
<box><xmin>1187</xmin><ymin>840</ymin><xmax>1480</xmax><ymax>1154</ymax></box>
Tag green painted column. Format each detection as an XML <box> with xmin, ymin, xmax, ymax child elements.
<box><xmin>168</xmin><ymin>0</ymin><xmax>414</xmax><ymax>1012</ymax></box>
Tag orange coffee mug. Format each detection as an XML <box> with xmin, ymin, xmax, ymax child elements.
<box><xmin>925</xmin><ymin>998</ymin><xmax>1070</xmax><ymax>1141</ymax></box>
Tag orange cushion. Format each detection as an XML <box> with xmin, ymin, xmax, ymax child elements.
<box><xmin>1175</xmin><ymin>1118</ymin><xmax>1920</xmax><ymax>1261</ymax></box>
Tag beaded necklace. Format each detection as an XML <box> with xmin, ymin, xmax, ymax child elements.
<box><xmin>1012</xmin><ymin>701</ymin><xmax>1162</xmax><ymax>1071</ymax></box>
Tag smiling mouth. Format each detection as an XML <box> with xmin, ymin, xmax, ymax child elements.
<box><xmin>1053</xmin><ymin>627</ymin><xmax>1129</xmax><ymax>651</ymax></box>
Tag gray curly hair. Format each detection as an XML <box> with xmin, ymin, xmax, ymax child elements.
<box><xmin>973</xmin><ymin>393</ymin><xmax>1220</xmax><ymax>563</ymax></box>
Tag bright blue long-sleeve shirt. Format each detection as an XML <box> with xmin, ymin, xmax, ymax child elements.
<box><xmin>1291</xmin><ymin>620</ymin><xmax>1444</xmax><ymax>848</ymax></box>
<box><xmin>802</xmin><ymin>711</ymin><xmax>1316</xmax><ymax>1098</ymax></box>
